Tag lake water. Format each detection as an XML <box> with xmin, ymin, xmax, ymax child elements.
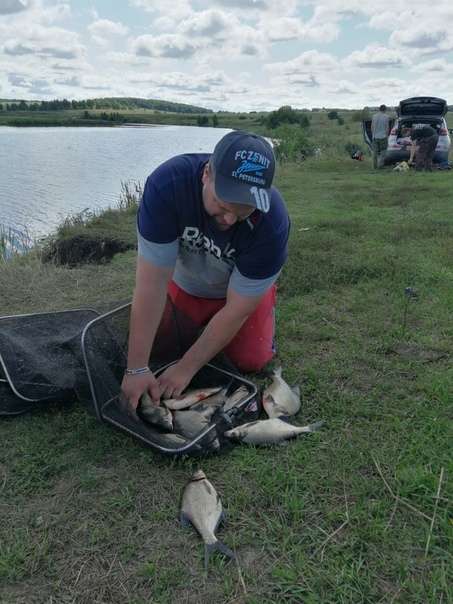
<box><xmin>0</xmin><ymin>125</ymin><xmax>231</xmax><ymax>253</ymax></box>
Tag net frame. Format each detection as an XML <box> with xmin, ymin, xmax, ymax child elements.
<box><xmin>79</xmin><ymin>302</ymin><xmax>260</xmax><ymax>457</ymax></box>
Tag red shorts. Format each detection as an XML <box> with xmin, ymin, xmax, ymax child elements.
<box><xmin>166</xmin><ymin>281</ymin><xmax>277</xmax><ymax>372</ymax></box>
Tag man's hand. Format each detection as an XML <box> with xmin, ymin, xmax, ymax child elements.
<box><xmin>121</xmin><ymin>371</ymin><xmax>161</xmax><ymax>410</ymax></box>
<box><xmin>156</xmin><ymin>361</ymin><xmax>195</xmax><ymax>400</ymax></box>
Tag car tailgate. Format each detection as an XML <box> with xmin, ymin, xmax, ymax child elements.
<box><xmin>398</xmin><ymin>97</ymin><xmax>448</xmax><ymax>117</ymax></box>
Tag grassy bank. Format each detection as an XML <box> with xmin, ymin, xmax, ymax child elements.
<box><xmin>1</xmin><ymin>137</ymin><xmax>452</xmax><ymax>603</ymax></box>
<box><xmin>0</xmin><ymin>107</ymin><xmax>268</xmax><ymax>132</ymax></box>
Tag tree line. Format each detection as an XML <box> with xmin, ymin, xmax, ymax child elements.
<box><xmin>0</xmin><ymin>97</ymin><xmax>213</xmax><ymax>114</ymax></box>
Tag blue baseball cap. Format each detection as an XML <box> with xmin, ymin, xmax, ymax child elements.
<box><xmin>210</xmin><ymin>130</ymin><xmax>275</xmax><ymax>213</ymax></box>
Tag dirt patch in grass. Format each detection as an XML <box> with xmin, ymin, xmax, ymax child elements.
<box><xmin>43</xmin><ymin>234</ymin><xmax>135</xmax><ymax>267</ymax></box>
<box><xmin>390</xmin><ymin>342</ymin><xmax>447</xmax><ymax>363</ymax></box>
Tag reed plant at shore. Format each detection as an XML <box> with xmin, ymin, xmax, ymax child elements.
<box><xmin>0</xmin><ymin>224</ymin><xmax>35</xmax><ymax>260</ymax></box>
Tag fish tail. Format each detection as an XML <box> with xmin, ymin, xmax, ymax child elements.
<box><xmin>204</xmin><ymin>540</ymin><xmax>237</xmax><ymax>569</ymax></box>
<box><xmin>308</xmin><ymin>420</ymin><xmax>325</xmax><ymax>432</ymax></box>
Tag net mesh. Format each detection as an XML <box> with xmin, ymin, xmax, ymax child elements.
<box><xmin>0</xmin><ymin>298</ymin><xmax>261</xmax><ymax>457</ymax></box>
<box><xmin>0</xmin><ymin>308</ymin><xmax>101</xmax><ymax>405</ymax></box>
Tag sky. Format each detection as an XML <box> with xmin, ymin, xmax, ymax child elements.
<box><xmin>1</xmin><ymin>0</ymin><xmax>453</xmax><ymax>112</ymax></box>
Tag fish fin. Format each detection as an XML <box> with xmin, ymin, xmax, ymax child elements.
<box><xmin>308</xmin><ymin>420</ymin><xmax>325</xmax><ymax>432</ymax></box>
<box><xmin>272</xmin><ymin>365</ymin><xmax>282</xmax><ymax>377</ymax></box>
<box><xmin>214</xmin><ymin>511</ymin><xmax>227</xmax><ymax>530</ymax></box>
<box><xmin>263</xmin><ymin>394</ymin><xmax>275</xmax><ymax>404</ymax></box>
<box><xmin>180</xmin><ymin>512</ymin><xmax>191</xmax><ymax>532</ymax></box>
<box><xmin>269</xmin><ymin>405</ymin><xmax>288</xmax><ymax>418</ymax></box>
<box><xmin>240</xmin><ymin>419</ymin><xmax>262</xmax><ymax>429</ymax></box>
<box><xmin>278</xmin><ymin>417</ymin><xmax>324</xmax><ymax>433</ymax></box>
<box><xmin>204</xmin><ymin>541</ymin><xmax>237</xmax><ymax>569</ymax></box>
<box><xmin>292</xmin><ymin>385</ymin><xmax>301</xmax><ymax>396</ymax></box>
<box><xmin>276</xmin><ymin>415</ymin><xmax>297</xmax><ymax>425</ymax></box>
<box><xmin>139</xmin><ymin>391</ymin><xmax>153</xmax><ymax>405</ymax></box>
<box><xmin>224</xmin><ymin>376</ymin><xmax>237</xmax><ymax>395</ymax></box>
<box><xmin>223</xmin><ymin>430</ymin><xmax>240</xmax><ymax>442</ymax></box>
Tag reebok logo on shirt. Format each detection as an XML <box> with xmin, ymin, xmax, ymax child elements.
<box><xmin>180</xmin><ymin>226</ymin><xmax>235</xmax><ymax>263</ymax></box>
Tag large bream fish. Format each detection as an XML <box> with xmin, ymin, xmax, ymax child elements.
<box><xmin>262</xmin><ymin>366</ymin><xmax>301</xmax><ymax>418</ymax></box>
<box><xmin>180</xmin><ymin>469</ymin><xmax>236</xmax><ymax>568</ymax></box>
<box><xmin>138</xmin><ymin>392</ymin><xmax>173</xmax><ymax>431</ymax></box>
<box><xmin>224</xmin><ymin>417</ymin><xmax>324</xmax><ymax>446</ymax></box>
<box><xmin>163</xmin><ymin>387</ymin><xmax>223</xmax><ymax>411</ymax></box>
<box><xmin>173</xmin><ymin>410</ymin><xmax>220</xmax><ymax>451</ymax></box>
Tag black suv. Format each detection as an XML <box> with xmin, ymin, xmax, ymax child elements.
<box><xmin>362</xmin><ymin>97</ymin><xmax>450</xmax><ymax>166</ymax></box>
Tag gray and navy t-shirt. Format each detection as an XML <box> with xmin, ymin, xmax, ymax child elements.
<box><xmin>137</xmin><ymin>153</ymin><xmax>290</xmax><ymax>299</ymax></box>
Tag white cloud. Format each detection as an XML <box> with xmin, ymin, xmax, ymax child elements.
<box><xmin>390</xmin><ymin>28</ymin><xmax>453</xmax><ymax>56</ymax></box>
<box><xmin>130</xmin><ymin>33</ymin><xmax>198</xmax><ymax>60</ymax></box>
<box><xmin>88</xmin><ymin>17</ymin><xmax>129</xmax><ymax>48</ymax></box>
<box><xmin>342</xmin><ymin>43</ymin><xmax>409</xmax><ymax>70</ymax></box>
<box><xmin>264</xmin><ymin>50</ymin><xmax>339</xmax><ymax>76</ymax></box>
<box><xmin>88</xmin><ymin>19</ymin><xmax>129</xmax><ymax>38</ymax></box>
<box><xmin>0</xmin><ymin>1</ymin><xmax>452</xmax><ymax>110</ymax></box>
<box><xmin>3</xmin><ymin>23</ymin><xmax>85</xmax><ymax>60</ymax></box>
<box><xmin>412</xmin><ymin>57</ymin><xmax>453</xmax><ymax>76</ymax></box>
<box><xmin>260</xmin><ymin>17</ymin><xmax>340</xmax><ymax>44</ymax></box>
<box><xmin>128</xmin><ymin>0</ymin><xmax>193</xmax><ymax>19</ymax></box>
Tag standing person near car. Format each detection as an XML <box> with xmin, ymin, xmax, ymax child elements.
<box><xmin>121</xmin><ymin>130</ymin><xmax>290</xmax><ymax>410</ymax></box>
<box><xmin>402</xmin><ymin>124</ymin><xmax>439</xmax><ymax>172</ymax></box>
<box><xmin>371</xmin><ymin>104</ymin><xmax>390</xmax><ymax>169</ymax></box>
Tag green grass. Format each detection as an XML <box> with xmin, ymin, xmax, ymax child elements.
<box><xmin>0</xmin><ymin>125</ymin><xmax>452</xmax><ymax>603</ymax></box>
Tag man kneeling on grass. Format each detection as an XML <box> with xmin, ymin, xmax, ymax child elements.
<box><xmin>121</xmin><ymin>130</ymin><xmax>291</xmax><ymax>410</ymax></box>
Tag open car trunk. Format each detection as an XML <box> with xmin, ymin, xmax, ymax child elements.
<box><xmin>398</xmin><ymin>96</ymin><xmax>448</xmax><ymax>118</ymax></box>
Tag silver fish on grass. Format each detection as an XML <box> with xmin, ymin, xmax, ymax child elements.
<box><xmin>138</xmin><ymin>392</ymin><xmax>173</xmax><ymax>431</ymax></box>
<box><xmin>262</xmin><ymin>366</ymin><xmax>301</xmax><ymax>418</ymax></box>
<box><xmin>163</xmin><ymin>387</ymin><xmax>223</xmax><ymax>411</ymax></box>
<box><xmin>180</xmin><ymin>469</ymin><xmax>237</xmax><ymax>569</ymax></box>
<box><xmin>224</xmin><ymin>417</ymin><xmax>324</xmax><ymax>446</ymax></box>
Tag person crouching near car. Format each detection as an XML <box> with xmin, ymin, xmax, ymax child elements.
<box><xmin>121</xmin><ymin>130</ymin><xmax>290</xmax><ymax>410</ymax></box>
<box><xmin>402</xmin><ymin>125</ymin><xmax>439</xmax><ymax>172</ymax></box>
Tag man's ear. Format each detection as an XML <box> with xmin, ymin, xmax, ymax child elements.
<box><xmin>202</xmin><ymin>163</ymin><xmax>210</xmax><ymax>184</ymax></box>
